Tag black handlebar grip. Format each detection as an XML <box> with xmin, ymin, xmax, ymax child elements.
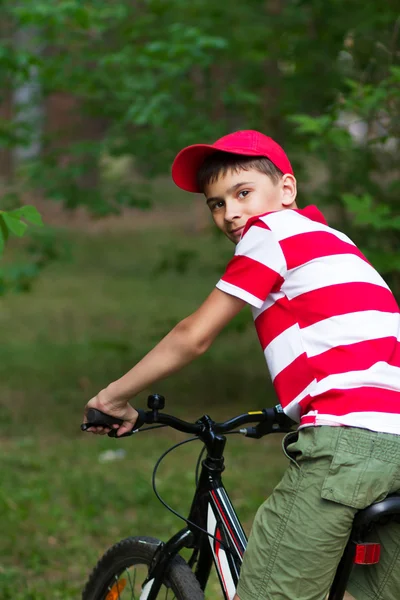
<box><xmin>81</xmin><ymin>408</ymin><xmax>148</xmax><ymax>437</ymax></box>
<box><xmin>83</xmin><ymin>408</ymin><xmax>124</xmax><ymax>429</ymax></box>
<box><xmin>134</xmin><ymin>409</ymin><xmax>147</xmax><ymax>429</ymax></box>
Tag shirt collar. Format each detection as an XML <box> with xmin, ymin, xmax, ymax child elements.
<box><xmin>293</xmin><ymin>205</ymin><xmax>327</xmax><ymax>225</ymax></box>
<box><xmin>242</xmin><ymin>205</ymin><xmax>327</xmax><ymax>237</ymax></box>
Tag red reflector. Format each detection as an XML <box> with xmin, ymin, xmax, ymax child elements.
<box><xmin>354</xmin><ymin>543</ymin><xmax>381</xmax><ymax>564</ymax></box>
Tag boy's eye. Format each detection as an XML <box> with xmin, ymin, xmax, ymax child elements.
<box><xmin>238</xmin><ymin>190</ymin><xmax>249</xmax><ymax>198</ymax></box>
<box><xmin>211</xmin><ymin>200</ymin><xmax>224</xmax><ymax>211</ymax></box>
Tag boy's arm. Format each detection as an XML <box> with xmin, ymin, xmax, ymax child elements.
<box><xmin>83</xmin><ymin>288</ymin><xmax>246</xmax><ymax>435</ymax></box>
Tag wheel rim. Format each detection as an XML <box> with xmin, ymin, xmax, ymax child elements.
<box><xmin>104</xmin><ymin>564</ymin><xmax>178</xmax><ymax>599</ymax></box>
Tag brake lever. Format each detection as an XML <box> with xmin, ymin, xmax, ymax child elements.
<box><xmin>241</xmin><ymin>405</ymin><xmax>295</xmax><ymax>438</ymax></box>
<box><xmin>241</xmin><ymin>421</ymin><xmax>280</xmax><ymax>439</ymax></box>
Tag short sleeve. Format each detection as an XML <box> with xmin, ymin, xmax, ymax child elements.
<box><xmin>216</xmin><ymin>220</ymin><xmax>286</xmax><ymax>308</ymax></box>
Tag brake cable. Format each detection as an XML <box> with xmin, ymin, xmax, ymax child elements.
<box><xmin>135</xmin><ymin>425</ymin><xmax>168</xmax><ymax>433</ymax></box>
<box><xmin>195</xmin><ymin>445</ymin><xmax>207</xmax><ymax>486</ymax></box>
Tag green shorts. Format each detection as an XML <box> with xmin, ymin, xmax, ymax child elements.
<box><xmin>237</xmin><ymin>426</ymin><xmax>400</xmax><ymax>600</ymax></box>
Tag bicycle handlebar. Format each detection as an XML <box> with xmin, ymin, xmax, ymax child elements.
<box><xmin>82</xmin><ymin>395</ymin><xmax>294</xmax><ymax>439</ymax></box>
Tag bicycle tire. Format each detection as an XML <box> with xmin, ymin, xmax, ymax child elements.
<box><xmin>82</xmin><ymin>535</ymin><xmax>204</xmax><ymax>600</ymax></box>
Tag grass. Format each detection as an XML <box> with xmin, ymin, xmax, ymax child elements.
<box><xmin>0</xmin><ymin>220</ymin><xmax>287</xmax><ymax>598</ymax></box>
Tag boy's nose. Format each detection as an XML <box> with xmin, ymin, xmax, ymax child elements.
<box><xmin>224</xmin><ymin>201</ymin><xmax>242</xmax><ymax>222</ymax></box>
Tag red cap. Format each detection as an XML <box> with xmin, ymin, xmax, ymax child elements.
<box><xmin>172</xmin><ymin>130</ymin><xmax>293</xmax><ymax>193</ymax></box>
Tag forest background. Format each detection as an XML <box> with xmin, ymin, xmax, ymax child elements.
<box><xmin>0</xmin><ymin>1</ymin><xmax>398</xmax><ymax>598</ymax></box>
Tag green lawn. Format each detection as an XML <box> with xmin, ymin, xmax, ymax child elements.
<box><xmin>0</xmin><ymin>221</ymin><xmax>287</xmax><ymax>598</ymax></box>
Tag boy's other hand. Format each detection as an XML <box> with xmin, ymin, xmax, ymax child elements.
<box><xmin>83</xmin><ymin>389</ymin><xmax>139</xmax><ymax>437</ymax></box>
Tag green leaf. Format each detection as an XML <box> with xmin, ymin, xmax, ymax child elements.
<box><xmin>1</xmin><ymin>213</ymin><xmax>27</xmax><ymax>237</ymax></box>
<box><xmin>9</xmin><ymin>205</ymin><xmax>44</xmax><ymax>227</ymax></box>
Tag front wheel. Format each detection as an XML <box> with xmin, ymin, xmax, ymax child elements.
<box><xmin>82</xmin><ymin>536</ymin><xmax>204</xmax><ymax>600</ymax></box>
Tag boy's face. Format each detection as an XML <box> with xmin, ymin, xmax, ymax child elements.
<box><xmin>204</xmin><ymin>168</ymin><xmax>297</xmax><ymax>244</ymax></box>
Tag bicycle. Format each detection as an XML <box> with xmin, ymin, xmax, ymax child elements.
<box><xmin>81</xmin><ymin>394</ymin><xmax>400</xmax><ymax>600</ymax></box>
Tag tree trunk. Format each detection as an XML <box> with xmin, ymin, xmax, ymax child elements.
<box><xmin>12</xmin><ymin>26</ymin><xmax>43</xmax><ymax>163</ymax></box>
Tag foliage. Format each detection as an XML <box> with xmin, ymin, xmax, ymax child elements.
<box><xmin>0</xmin><ymin>1</ymin><xmax>395</xmax><ymax>190</ymax></box>
<box><xmin>0</xmin><ymin>205</ymin><xmax>43</xmax><ymax>291</ymax></box>
<box><xmin>1</xmin><ymin>0</ymin><xmax>229</xmax><ymax>210</ymax></box>
<box><xmin>291</xmin><ymin>52</ymin><xmax>400</xmax><ymax>294</ymax></box>
<box><xmin>0</xmin><ymin>203</ymin><xmax>67</xmax><ymax>294</ymax></box>
<box><xmin>0</xmin><ymin>205</ymin><xmax>41</xmax><ymax>251</ymax></box>
<box><xmin>0</xmin><ymin>0</ymin><xmax>398</xmax><ymax>291</ymax></box>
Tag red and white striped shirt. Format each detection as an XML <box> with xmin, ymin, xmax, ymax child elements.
<box><xmin>216</xmin><ymin>206</ymin><xmax>400</xmax><ymax>434</ymax></box>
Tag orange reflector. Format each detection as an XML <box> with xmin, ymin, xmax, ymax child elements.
<box><xmin>106</xmin><ymin>578</ymin><xmax>127</xmax><ymax>600</ymax></box>
<box><xmin>354</xmin><ymin>543</ymin><xmax>381</xmax><ymax>564</ymax></box>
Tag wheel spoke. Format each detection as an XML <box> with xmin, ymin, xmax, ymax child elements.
<box><xmin>165</xmin><ymin>586</ymin><xmax>177</xmax><ymax>600</ymax></box>
<box><xmin>126</xmin><ymin>567</ymin><xmax>135</xmax><ymax>597</ymax></box>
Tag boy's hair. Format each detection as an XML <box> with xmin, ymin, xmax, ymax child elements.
<box><xmin>197</xmin><ymin>151</ymin><xmax>284</xmax><ymax>193</ymax></box>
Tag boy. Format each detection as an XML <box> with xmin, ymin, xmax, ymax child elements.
<box><xmin>83</xmin><ymin>130</ymin><xmax>400</xmax><ymax>600</ymax></box>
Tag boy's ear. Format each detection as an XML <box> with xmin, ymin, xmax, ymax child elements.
<box><xmin>281</xmin><ymin>174</ymin><xmax>297</xmax><ymax>207</ymax></box>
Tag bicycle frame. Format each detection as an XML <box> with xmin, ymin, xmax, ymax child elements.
<box><xmin>140</xmin><ymin>416</ymin><xmax>245</xmax><ymax>600</ymax></box>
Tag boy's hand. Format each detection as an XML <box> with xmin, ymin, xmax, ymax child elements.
<box><xmin>83</xmin><ymin>388</ymin><xmax>139</xmax><ymax>437</ymax></box>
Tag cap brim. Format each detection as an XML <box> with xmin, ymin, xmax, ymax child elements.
<box><xmin>171</xmin><ymin>144</ymin><xmax>219</xmax><ymax>193</ymax></box>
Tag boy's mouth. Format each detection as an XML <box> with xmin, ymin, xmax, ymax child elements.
<box><xmin>231</xmin><ymin>226</ymin><xmax>245</xmax><ymax>237</ymax></box>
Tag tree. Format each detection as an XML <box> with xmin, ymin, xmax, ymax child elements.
<box><xmin>290</xmin><ymin>15</ymin><xmax>400</xmax><ymax>295</ymax></box>
<box><xmin>0</xmin><ymin>0</ymin><xmax>398</xmax><ymax>293</ymax></box>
